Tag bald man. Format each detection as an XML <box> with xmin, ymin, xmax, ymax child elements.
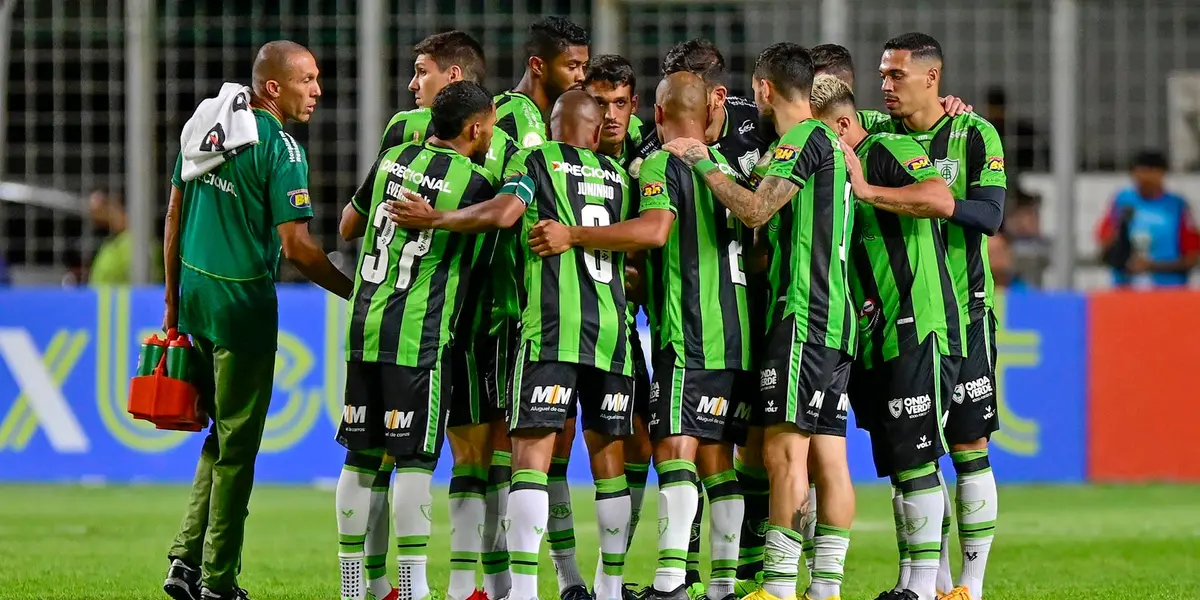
<box><xmin>163</xmin><ymin>40</ymin><xmax>351</xmax><ymax>600</ymax></box>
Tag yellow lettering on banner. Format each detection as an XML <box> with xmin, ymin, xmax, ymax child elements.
<box><xmin>992</xmin><ymin>293</ymin><xmax>1041</xmax><ymax>457</ymax></box>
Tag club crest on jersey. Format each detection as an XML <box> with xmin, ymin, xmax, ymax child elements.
<box><xmin>773</xmin><ymin>145</ymin><xmax>798</xmax><ymax>162</ymax></box>
<box><xmin>642</xmin><ymin>182</ymin><xmax>664</xmax><ymax>197</ymax></box>
<box><xmin>986</xmin><ymin>156</ymin><xmax>1005</xmax><ymax>172</ymax></box>
<box><xmin>288</xmin><ymin>189</ymin><xmax>310</xmax><ymax>209</ymax></box>
<box><xmin>738</xmin><ymin>150</ymin><xmax>761</xmax><ymax>178</ymax></box>
<box><xmin>934</xmin><ymin>158</ymin><xmax>960</xmax><ymax>185</ymax></box>
<box><xmin>905</xmin><ymin>155</ymin><xmax>932</xmax><ymax>172</ymax></box>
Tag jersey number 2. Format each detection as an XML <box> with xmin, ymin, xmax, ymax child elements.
<box><xmin>361</xmin><ymin>202</ymin><xmax>431</xmax><ymax>289</ymax></box>
<box><xmin>580</xmin><ymin>204</ymin><xmax>614</xmax><ymax>283</ymax></box>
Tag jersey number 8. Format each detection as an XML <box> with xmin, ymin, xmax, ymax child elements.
<box><xmin>361</xmin><ymin>201</ymin><xmax>432</xmax><ymax>289</ymax></box>
<box><xmin>580</xmin><ymin>204</ymin><xmax>614</xmax><ymax>283</ymax></box>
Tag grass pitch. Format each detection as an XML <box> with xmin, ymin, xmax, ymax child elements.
<box><xmin>1</xmin><ymin>484</ymin><xmax>1198</xmax><ymax>599</ymax></box>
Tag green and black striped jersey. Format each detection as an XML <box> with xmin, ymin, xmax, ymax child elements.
<box><xmin>869</xmin><ymin>113</ymin><xmax>1008</xmax><ymax>322</ymax></box>
<box><xmin>345</xmin><ymin>141</ymin><xmax>498</xmax><ymax>367</ymax></box>
<box><xmin>638</xmin><ymin>147</ymin><xmax>753</xmax><ymax>371</ymax></box>
<box><xmin>753</xmin><ymin>119</ymin><xmax>856</xmax><ymax>353</ymax></box>
<box><xmin>378</xmin><ymin>107</ymin><xmax>518</xmax><ymax>180</ymax></box>
<box><xmin>502</xmin><ymin>142</ymin><xmax>635</xmax><ymax>375</ymax></box>
<box><xmin>849</xmin><ymin>133</ymin><xmax>964</xmax><ymax>369</ymax></box>
<box><xmin>495</xmin><ymin>91</ymin><xmax>547</xmax><ymax>149</ymax></box>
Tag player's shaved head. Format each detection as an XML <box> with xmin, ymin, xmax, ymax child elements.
<box><xmin>550</xmin><ymin>88</ymin><xmax>604</xmax><ymax>150</ymax></box>
<box><xmin>654</xmin><ymin>71</ymin><xmax>709</xmax><ymax>141</ymax></box>
<box><xmin>252</xmin><ymin>40</ymin><xmax>313</xmax><ymax>94</ymax></box>
<box><xmin>251</xmin><ymin>40</ymin><xmax>321</xmax><ymax>123</ymax></box>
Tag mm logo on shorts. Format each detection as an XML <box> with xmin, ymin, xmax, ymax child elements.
<box><xmin>600</xmin><ymin>393</ymin><xmax>629</xmax><ymax>413</ymax></box>
<box><xmin>698</xmin><ymin>395</ymin><xmax>730</xmax><ymax>417</ymax></box>
<box><xmin>342</xmin><ymin>405</ymin><xmax>366</xmax><ymax>424</ymax></box>
<box><xmin>888</xmin><ymin>394</ymin><xmax>932</xmax><ymax>419</ymax></box>
<box><xmin>384</xmin><ymin>410</ymin><xmax>415</xmax><ymax>430</ymax></box>
<box><xmin>531</xmin><ymin>385</ymin><xmax>573</xmax><ymax>405</ymax></box>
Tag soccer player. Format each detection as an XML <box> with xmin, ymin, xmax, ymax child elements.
<box><xmin>387</xmin><ymin>90</ymin><xmax>638</xmax><ymax>600</ymax></box>
<box><xmin>496</xmin><ymin>16</ymin><xmax>589</xmax><ymax>149</ymax></box>
<box><xmin>162</xmin><ymin>41</ymin><xmax>353</xmax><ymax>600</ymax></box>
<box><xmin>870</xmin><ymin>33</ymin><xmax>1007</xmax><ymax>600</ymax></box>
<box><xmin>664</xmin><ymin>43</ymin><xmax>855</xmax><ymax>600</ymax></box>
<box><xmin>582</xmin><ymin>54</ymin><xmax>656</xmax><ymax>553</ymax></box>
<box><xmin>334</xmin><ymin>81</ymin><xmax>500</xmax><ymax>600</ymax></box>
<box><xmin>810</xmin><ymin>73</ymin><xmax>962</xmax><ymax>600</ymax></box>
<box><xmin>354</xmin><ymin>30</ymin><xmax>519</xmax><ymax>600</ymax></box>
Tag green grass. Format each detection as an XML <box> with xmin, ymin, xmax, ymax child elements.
<box><xmin>1</xmin><ymin>484</ymin><xmax>1198</xmax><ymax>599</ymax></box>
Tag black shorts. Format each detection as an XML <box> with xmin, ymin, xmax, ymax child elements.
<box><xmin>448</xmin><ymin>332</ymin><xmax>498</xmax><ymax>428</ymax></box>
<box><xmin>337</xmin><ymin>359</ymin><xmax>449</xmax><ymax>459</ymax></box>
<box><xmin>946</xmin><ymin>312</ymin><xmax>999</xmax><ymax>444</ymax></box>
<box><xmin>758</xmin><ymin>315</ymin><xmax>853</xmax><ymax>436</ymax></box>
<box><xmin>647</xmin><ymin>350</ymin><xmax>752</xmax><ymax>445</ymax></box>
<box><xmin>510</xmin><ymin>344</ymin><xmax>636</xmax><ymax>436</ymax></box>
<box><xmin>485</xmin><ymin>319</ymin><xmax>520</xmax><ymax>424</ymax></box>
<box><xmin>848</xmin><ymin>333</ymin><xmax>961</xmax><ymax>478</ymax></box>
<box><xmin>630</xmin><ymin>325</ymin><xmax>652</xmax><ymax>422</ymax></box>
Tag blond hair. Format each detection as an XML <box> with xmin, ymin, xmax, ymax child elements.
<box><xmin>809</xmin><ymin>74</ymin><xmax>856</xmax><ymax>117</ymax></box>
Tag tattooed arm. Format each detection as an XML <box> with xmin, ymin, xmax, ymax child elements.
<box><xmin>664</xmin><ymin>138</ymin><xmax>797</xmax><ymax>228</ymax></box>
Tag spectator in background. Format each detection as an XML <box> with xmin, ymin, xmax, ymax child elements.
<box><xmin>1002</xmin><ymin>189</ymin><xmax>1051</xmax><ymax>287</ymax></box>
<box><xmin>87</xmin><ymin>190</ymin><xmax>163</xmax><ymax>285</ymax></box>
<box><xmin>987</xmin><ymin>232</ymin><xmax>1026</xmax><ymax>291</ymax></box>
<box><xmin>984</xmin><ymin>86</ymin><xmax>1047</xmax><ymax>172</ymax></box>
<box><xmin>1096</xmin><ymin>151</ymin><xmax>1200</xmax><ymax>288</ymax></box>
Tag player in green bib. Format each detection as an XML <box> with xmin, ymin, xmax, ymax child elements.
<box><xmin>810</xmin><ymin>73</ymin><xmax>965</xmax><ymax>600</ymax></box>
<box><xmin>162</xmin><ymin>42</ymin><xmax>353</xmax><ymax>600</ymax></box>
<box><xmin>665</xmin><ymin>43</ymin><xmax>855</xmax><ymax>600</ymax></box>
<box><xmin>870</xmin><ymin>33</ymin><xmax>1007</xmax><ymax>600</ymax></box>
<box><xmin>495</xmin><ymin>16</ymin><xmax>589</xmax><ymax>150</ymax></box>
<box><xmin>333</xmin><ymin>82</ymin><xmax>499</xmax><ymax>600</ymax></box>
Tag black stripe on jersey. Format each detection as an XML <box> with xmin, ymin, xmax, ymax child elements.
<box><xmin>496</xmin><ymin>113</ymin><xmax>518</xmax><ymax>141</ymax></box>
<box><xmin>395</xmin><ymin>156</ymin><xmax>455</xmax><ymax>358</ymax></box>
<box><xmin>963</xmin><ymin>127</ymin><xmax>989</xmax><ymax>317</ymax></box>
<box><xmin>932</xmin><ymin>223</ymin><xmax>963</xmax><ymax>355</ymax></box>
<box><xmin>928</xmin><ymin>126</ymin><xmax>952</xmax><ymax>243</ymax></box>
<box><xmin>601</xmin><ymin>154</ymin><xmax>630</xmax><ymax>371</ymax></box>
<box><xmin>560</xmin><ymin>145</ymin><xmax>602</xmax><ymax>362</ymax></box>
<box><xmin>851</xmin><ymin>235</ymin><xmax>886</xmax><ymax>366</ymax></box>
<box><xmin>670</xmin><ymin>157</ymin><xmax>705</xmax><ymax>361</ymax></box>
<box><xmin>802</xmin><ymin>133</ymin><xmax>836</xmax><ymax>346</ymax></box>
<box><xmin>876</xmin><ymin>211</ymin><xmax>919</xmax><ymax>346</ymax></box>
<box><xmin>530</xmin><ymin>152</ymin><xmax>563</xmax><ymax>362</ymax></box>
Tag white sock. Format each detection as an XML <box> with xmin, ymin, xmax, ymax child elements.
<box><xmin>507</xmin><ymin>470</ymin><xmax>550</xmax><ymax>600</ymax></box>
<box><xmin>594</xmin><ymin>475</ymin><xmax>632</xmax><ymax>600</ymax></box>
<box><xmin>448</xmin><ymin>465</ymin><xmax>487</xmax><ymax>600</ymax></box>
<box><xmin>337</xmin><ymin>464</ymin><xmax>374</xmax><ymax>600</ymax></box>
<box><xmin>393</xmin><ymin>467</ymin><xmax>434</xmax><ymax>600</ymax></box>
<box><xmin>654</xmin><ymin>460</ymin><xmax>698</xmax><ymax>592</ymax></box>
<box><xmin>762</xmin><ymin>526</ymin><xmax>803</xmax><ymax>599</ymax></box>
<box><xmin>901</xmin><ymin>465</ymin><xmax>945</xmax><ymax>600</ymax></box>
<box><xmin>954</xmin><ymin>451</ymin><xmax>998</xmax><ymax>600</ymax></box>
<box><xmin>806</xmin><ymin>524</ymin><xmax>850</xmax><ymax>600</ymax></box>
<box><xmin>891</xmin><ymin>484</ymin><xmax>911</xmax><ymax>591</ymax></box>
<box><xmin>482</xmin><ymin>451</ymin><xmax>512</xmax><ymax>599</ymax></box>
<box><xmin>705</xmin><ymin>470</ymin><xmax>743</xmax><ymax>600</ymax></box>
<box><xmin>802</xmin><ymin>484</ymin><xmax>817</xmax><ymax>573</ymax></box>
<box><xmin>365</xmin><ymin>467</ymin><xmax>394</xmax><ymax>600</ymax></box>
<box><xmin>937</xmin><ymin>471</ymin><xmax>953</xmax><ymax>595</ymax></box>
<box><xmin>547</xmin><ymin>459</ymin><xmax>584</xmax><ymax>592</ymax></box>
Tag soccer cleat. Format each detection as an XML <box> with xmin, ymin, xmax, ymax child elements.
<box><xmin>938</xmin><ymin>586</ymin><xmax>973</xmax><ymax>600</ymax></box>
<box><xmin>466</xmin><ymin>590</ymin><xmax>492</xmax><ymax>600</ymax></box>
<box><xmin>734</xmin><ymin>573</ymin><xmax>763</xmax><ymax>597</ymax></box>
<box><xmin>802</xmin><ymin>594</ymin><xmax>838</xmax><ymax>600</ymax></box>
<box><xmin>685</xmin><ymin>582</ymin><xmax>706</xmax><ymax>600</ymax></box>
<box><xmin>367</xmin><ymin>589</ymin><xmax>399</xmax><ymax>600</ymax></box>
<box><xmin>622</xmin><ymin>583</ymin><xmax>648</xmax><ymax>600</ymax></box>
<box><xmin>642</xmin><ymin>583</ymin><xmax>690</xmax><ymax>600</ymax></box>
<box><xmin>199</xmin><ymin>588</ymin><xmax>252</xmax><ymax>600</ymax></box>
<box><xmin>872</xmin><ymin>591</ymin><xmax>904</xmax><ymax>600</ymax></box>
<box><xmin>163</xmin><ymin>558</ymin><xmax>201</xmax><ymax>600</ymax></box>
<box><xmin>561</xmin><ymin>584</ymin><xmax>596</xmax><ymax>600</ymax></box>
<box><xmin>738</xmin><ymin>588</ymin><xmax>793</xmax><ymax>600</ymax></box>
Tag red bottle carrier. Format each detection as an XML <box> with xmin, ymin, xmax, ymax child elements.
<box><xmin>127</xmin><ymin>329</ymin><xmax>208</xmax><ymax>432</ymax></box>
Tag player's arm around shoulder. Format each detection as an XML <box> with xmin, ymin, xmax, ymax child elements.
<box><xmin>385</xmin><ymin>147</ymin><xmax>534</xmax><ymax>234</ymax></box>
<box><xmin>842</xmin><ymin>134</ymin><xmax>953</xmax><ymax>219</ymax></box>
<box><xmin>662</xmin><ymin>135</ymin><xmax>797</xmax><ymax>228</ymax></box>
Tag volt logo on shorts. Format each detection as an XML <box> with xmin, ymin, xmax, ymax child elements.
<box><xmin>888</xmin><ymin>394</ymin><xmax>932</xmax><ymax>419</ymax></box>
<box><xmin>384</xmin><ymin>410</ymin><xmax>415</xmax><ymax>430</ymax></box>
<box><xmin>916</xmin><ymin>435</ymin><xmax>933</xmax><ymax>450</ymax></box>
<box><xmin>962</xmin><ymin>376</ymin><xmax>994</xmax><ymax>402</ymax></box>
<box><xmin>698</xmin><ymin>395</ymin><xmax>730</xmax><ymax>416</ymax></box>
<box><xmin>760</xmin><ymin>368</ymin><xmax>778</xmax><ymax>391</ymax></box>
<box><xmin>342</xmin><ymin>405</ymin><xmax>366</xmax><ymax>424</ymax></box>
<box><xmin>600</xmin><ymin>393</ymin><xmax>630</xmax><ymax>413</ymax></box>
<box><xmin>531</xmin><ymin>385</ymin><xmax>573</xmax><ymax>405</ymax></box>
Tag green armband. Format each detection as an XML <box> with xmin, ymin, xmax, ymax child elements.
<box><xmin>499</xmin><ymin>174</ymin><xmax>535</xmax><ymax>205</ymax></box>
<box><xmin>694</xmin><ymin>158</ymin><xmax>718</xmax><ymax>176</ymax></box>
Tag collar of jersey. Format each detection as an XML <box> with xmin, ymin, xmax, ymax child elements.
<box><xmin>252</xmin><ymin>107</ymin><xmax>283</xmax><ymax>127</ymax></box>
<box><xmin>896</xmin><ymin>113</ymin><xmax>951</xmax><ymax>138</ymax></box>
<box><xmin>422</xmin><ymin>139</ymin><xmax>458</xmax><ymax>155</ymax></box>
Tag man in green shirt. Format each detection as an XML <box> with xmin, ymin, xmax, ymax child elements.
<box><xmin>162</xmin><ymin>40</ymin><xmax>353</xmax><ymax>600</ymax></box>
<box><xmin>88</xmin><ymin>191</ymin><xmax>163</xmax><ymax>285</ymax></box>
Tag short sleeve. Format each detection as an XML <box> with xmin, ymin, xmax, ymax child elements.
<box><xmin>350</xmin><ymin>159</ymin><xmax>381</xmax><ymax>216</ymax></box>
<box><xmin>171</xmin><ymin>153</ymin><xmax>184</xmax><ymax>189</ymax></box>
<box><xmin>636</xmin><ymin>151</ymin><xmax>675</xmax><ymax>215</ymax></box>
<box><xmin>967</xmin><ymin>118</ymin><xmax>1007</xmax><ymax>189</ymax></box>
<box><xmin>873</xmin><ymin>136</ymin><xmax>940</xmax><ymax>187</ymax></box>
<box><xmin>763</xmin><ymin>123</ymin><xmax>831</xmax><ymax>187</ymax></box>
<box><xmin>461</xmin><ymin>170</ymin><xmax>498</xmax><ymax>209</ymax></box>
<box><xmin>268</xmin><ymin>131</ymin><xmax>314</xmax><ymax>226</ymax></box>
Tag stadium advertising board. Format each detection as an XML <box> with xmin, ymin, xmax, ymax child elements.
<box><xmin>0</xmin><ymin>287</ymin><xmax>1086</xmax><ymax>483</ymax></box>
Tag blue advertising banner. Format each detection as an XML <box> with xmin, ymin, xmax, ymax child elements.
<box><xmin>0</xmin><ymin>287</ymin><xmax>1086</xmax><ymax>484</ymax></box>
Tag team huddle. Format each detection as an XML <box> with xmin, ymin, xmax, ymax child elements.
<box><xmin>329</xmin><ymin>16</ymin><xmax>1006</xmax><ymax>600</ymax></box>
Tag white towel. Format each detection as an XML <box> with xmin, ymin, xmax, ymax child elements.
<box><xmin>179</xmin><ymin>82</ymin><xmax>260</xmax><ymax>182</ymax></box>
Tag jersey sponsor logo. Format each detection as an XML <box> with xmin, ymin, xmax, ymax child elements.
<box><xmin>578</xmin><ymin>181</ymin><xmax>615</xmax><ymax>200</ymax></box>
<box><xmin>888</xmin><ymin>394</ymin><xmax>932</xmax><ymax>419</ymax></box>
<box><xmin>962</xmin><ymin>376</ymin><xmax>995</xmax><ymax>402</ymax></box>
<box><xmin>738</xmin><ymin>119</ymin><xmax>756</xmax><ymax>135</ymax></box>
<box><xmin>734</xmin><ymin>401</ymin><xmax>752</xmax><ymax>421</ymax></box>
<box><xmin>986</xmin><ymin>156</ymin><xmax>1005</xmax><ymax>172</ymax></box>
<box><xmin>698</xmin><ymin>395</ymin><xmax>729</xmax><ymax>417</ymax></box>
<box><xmin>649</xmin><ymin>381</ymin><xmax>660</xmax><ymax>401</ymax></box>
<box><xmin>232</xmin><ymin>91</ymin><xmax>249</xmax><ymax>112</ymax></box>
<box><xmin>641</xmin><ymin>182</ymin><xmax>664</xmax><ymax>197</ymax></box>
<box><xmin>288</xmin><ymin>189</ymin><xmax>311</xmax><ymax>209</ymax></box>
<box><xmin>772</xmin><ymin>145</ymin><xmax>798</xmax><ymax>162</ymax></box>
<box><xmin>531</xmin><ymin>385</ymin><xmax>572</xmax><ymax>405</ymax></box>
<box><xmin>522</xmin><ymin>131</ymin><xmax>545</xmax><ymax>148</ymax></box>
<box><xmin>759</xmin><ymin>368</ymin><xmax>778</xmax><ymax>391</ymax></box>
<box><xmin>384</xmin><ymin>409</ymin><xmax>414</xmax><ymax>430</ymax></box>
<box><xmin>279</xmin><ymin>131</ymin><xmax>303</xmax><ymax>163</ymax></box>
<box><xmin>934</xmin><ymin>158</ymin><xmax>960</xmax><ymax>185</ymax></box>
<box><xmin>551</xmin><ymin>161</ymin><xmax>626</xmax><ymax>185</ymax></box>
<box><xmin>379</xmin><ymin>159</ymin><xmax>454</xmax><ymax>193</ymax></box>
<box><xmin>738</xmin><ymin>150</ymin><xmax>760</xmax><ymax>179</ymax></box>
<box><xmin>200</xmin><ymin>171</ymin><xmax>237</xmax><ymax>196</ymax></box>
<box><xmin>600</xmin><ymin>393</ymin><xmax>630</xmax><ymax>416</ymax></box>
<box><xmin>904</xmin><ymin>155</ymin><xmax>932</xmax><ymax>172</ymax></box>
<box><xmin>199</xmin><ymin>123</ymin><xmax>226</xmax><ymax>152</ymax></box>
<box><xmin>342</xmin><ymin>405</ymin><xmax>366</xmax><ymax>424</ymax></box>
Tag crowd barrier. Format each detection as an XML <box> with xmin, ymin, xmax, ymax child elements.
<box><xmin>0</xmin><ymin>286</ymin><xmax>1188</xmax><ymax>484</ymax></box>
